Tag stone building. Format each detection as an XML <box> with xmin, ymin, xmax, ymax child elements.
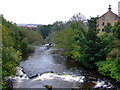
<box><xmin>97</xmin><ymin>5</ymin><xmax>118</xmax><ymax>32</ymax></box>
<box><xmin>118</xmin><ymin>1</ymin><xmax>120</xmax><ymax>17</ymax></box>
<box><xmin>118</xmin><ymin>1</ymin><xmax>120</xmax><ymax>21</ymax></box>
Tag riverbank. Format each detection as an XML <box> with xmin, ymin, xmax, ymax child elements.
<box><xmin>4</xmin><ymin>46</ymin><xmax>37</xmax><ymax>89</ymax></box>
<box><xmin>50</xmin><ymin>47</ymin><xmax>120</xmax><ymax>88</ymax></box>
<box><xmin>9</xmin><ymin>45</ymin><xmax>119</xmax><ymax>88</ymax></box>
<box><xmin>66</xmin><ymin>59</ymin><xmax>120</xmax><ymax>88</ymax></box>
<box><xmin>2</xmin><ymin>17</ymin><xmax>44</xmax><ymax>89</ymax></box>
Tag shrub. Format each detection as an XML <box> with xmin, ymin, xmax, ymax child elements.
<box><xmin>96</xmin><ymin>59</ymin><xmax>120</xmax><ymax>82</ymax></box>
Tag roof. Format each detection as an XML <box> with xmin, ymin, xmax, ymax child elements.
<box><xmin>99</xmin><ymin>10</ymin><xmax>118</xmax><ymax>19</ymax></box>
<box><xmin>99</xmin><ymin>10</ymin><xmax>118</xmax><ymax>18</ymax></box>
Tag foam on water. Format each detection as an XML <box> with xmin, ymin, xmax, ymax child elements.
<box><xmin>32</xmin><ymin>73</ymin><xmax>85</xmax><ymax>83</ymax></box>
<box><xmin>12</xmin><ymin>67</ymin><xmax>29</xmax><ymax>88</ymax></box>
<box><xmin>94</xmin><ymin>80</ymin><xmax>113</xmax><ymax>88</ymax></box>
<box><xmin>11</xmin><ymin>45</ymin><xmax>116</xmax><ymax>88</ymax></box>
<box><xmin>12</xmin><ymin>65</ymin><xmax>114</xmax><ymax>88</ymax></box>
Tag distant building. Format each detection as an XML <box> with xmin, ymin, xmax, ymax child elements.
<box><xmin>118</xmin><ymin>1</ymin><xmax>120</xmax><ymax>22</ymax></box>
<box><xmin>118</xmin><ymin>1</ymin><xmax>120</xmax><ymax>17</ymax></box>
<box><xmin>97</xmin><ymin>5</ymin><xmax>118</xmax><ymax>32</ymax></box>
<box><xmin>17</xmin><ymin>24</ymin><xmax>42</xmax><ymax>30</ymax></box>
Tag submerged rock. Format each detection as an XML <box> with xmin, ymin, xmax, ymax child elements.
<box><xmin>94</xmin><ymin>80</ymin><xmax>113</xmax><ymax>88</ymax></box>
<box><xmin>85</xmin><ymin>76</ymin><xmax>97</xmax><ymax>82</ymax></box>
<box><xmin>6</xmin><ymin>76</ymin><xmax>14</xmax><ymax>89</ymax></box>
<box><xmin>29</xmin><ymin>73</ymin><xmax>39</xmax><ymax>79</ymax></box>
<box><xmin>44</xmin><ymin>84</ymin><xmax>52</xmax><ymax>90</ymax></box>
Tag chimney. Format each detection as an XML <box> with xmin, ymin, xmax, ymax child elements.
<box><xmin>0</xmin><ymin>14</ymin><xmax>3</xmax><ymax>17</ymax></box>
<box><xmin>118</xmin><ymin>1</ymin><xmax>120</xmax><ymax>17</ymax></box>
<box><xmin>108</xmin><ymin>5</ymin><xmax>111</xmax><ymax>11</ymax></box>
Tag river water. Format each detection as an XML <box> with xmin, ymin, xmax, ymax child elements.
<box><xmin>12</xmin><ymin>45</ymin><xmax>119</xmax><ymax>88</ymax></box>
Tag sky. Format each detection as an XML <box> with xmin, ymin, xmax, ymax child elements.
<box><xmin>0</xmin><ymin>0</ymin><xmax>119</xmax><ymax>25</ymax></box>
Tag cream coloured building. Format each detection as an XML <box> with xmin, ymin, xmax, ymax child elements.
<box><xmin>97</xmin><ymin>5</ymin><xmax>118</xmax><ymax>32</ymax></box>
<box><xmin>118</xmin><ymin>1</ymin><xmax>120</xmax><ymax>17</ymax></box>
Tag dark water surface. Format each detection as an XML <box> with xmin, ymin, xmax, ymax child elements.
<box><xmin>12</xmin><ymin>45</ymin><xmax>119</xmax><ymax>88</ymax></box>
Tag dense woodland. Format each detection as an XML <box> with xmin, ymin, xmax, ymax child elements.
<box><xmin>34</xmin><ymin>13</ymin><xmax>120</xmax><ymax>82</ymax></box>
<box><xmin>1</xmin><ymin>13</ymin><xmax>120</xmax><ymax>89</ymax></box>
<box><xmin>1</xmin><ymin>16</ymin><xmax>44</xmax><ymax>88</ymax></box>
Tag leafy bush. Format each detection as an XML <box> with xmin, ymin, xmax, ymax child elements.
<box><xmin>112</xmin><ymin>21</ymin><xmax>120</xmax><ymax>39</ymax></box>
<box><xmin>65</xmin><ymin>50</ymin><xmax>81</xmax><ymax>60</ymax></box>
<box><xmin>1</xmin><ymin>17</ymin><xmax>44</xmax><ymax>89</ymax></box>
<box><xmin>52</xmin><ymin>28</ymin><xmax>76</xmax><ymax>50</ymax></box>
<box><xmin>96</xmin><ymin>59</ymin><xmax>120</xmax><ymax>82</ymax></box>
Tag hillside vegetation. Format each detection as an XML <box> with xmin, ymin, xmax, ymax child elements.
<box><xmin>1</xmin><ymin>16</ymin><xmax>44</xmax><ymax>89</ymax></box>
<box><xmin>1</xmin><ymin>13</ymin><xmax>120</xmax><ymax>89</ymax></box>
<box><xmin>34</xmin><ymin>13</ymin><xmax>120</xmax><ymax>82</ymax></box>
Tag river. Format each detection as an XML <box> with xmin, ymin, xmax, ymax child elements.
<box><xmin>11</xmin><ymin>45</ymin><xmax>119</xmax><ymax>88</ymax></box>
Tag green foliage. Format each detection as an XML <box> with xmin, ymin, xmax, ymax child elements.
<box><xmin>33</xmin><ymin>21</ymin><xmax>64</xmax><ymax>43</ymax></box>
<box><xmin>34</xmin><ymin>25</ymin><xmax>52</xmax><ymax>39</ymax></box>
<box><xmin>96</xmin><ymin>59</ymin><xmax>120</xmax><ymax>82</ymax></box>
<box><xmin>1</xmin><ymin>17</ymin><xmax>44</xmax><ymax>88</ymax></box>
<box><xmin>51</xmin><ymin>21</ymin><xmax>64</xmax><ymax>32</ymax></box>
<box><xmin>2</xmin><ymin>23</ymin><xmax>21</xmax><ymax>88</ymax></box>
<box><xmin>95</xmin><ymin>21</ymin><xmax>120</xmax><ymax>82</ymax></box>
<box><xmin>49</xmin><ymin>15</ymin><xmax>120</xmax><ymax>82</ymax></box>
<box><xmin>65</xmin><ymin>50</ymin><xmax>81</xmax><ymax>61</ymax></box>
<box><xmin>104</xmin><ymin>23</ymin><xmax>112</xmax><ymax>33</ymax></box>
<box><xmin>22</xmin><ymin>30</ymin><xmax>44</xmax><ymax>46</ymax></box>
<box><xmin>50</xmin><ymin>13</ymin><xmax>87</xmax><ymax>61</ymax></box>
<box><xmin>20</xmin><ymin>38</ymin><xmax>28</xmax><ymax>54</ymax></box>
<box><xmin>51</xmin><ymin>26</ymin><xmax>82</xmax><ymax>61</ymax></box>
<box><xmin>113</xmin><ymin>21</ymin><xmax>120</xmax><ymax>39</ymax></box>
<box><xmin>52</xmin><ymin>28</ymin><xmax>75</xmax><ymax>49</ymax></box>
<box><xmin>97</xmin><ymin>32</ymin><xmax>105</xmax><ymax>37</ymax></box>
<box><xmin>76</xmin><ymin>18</ymin><xmax>111</xmax><ymax>69</ymax></box>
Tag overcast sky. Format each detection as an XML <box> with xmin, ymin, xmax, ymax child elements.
<box><xmin>0</xmin><ymin>0</ymin><xmax>119</xmax><ymax>25</ymax></box>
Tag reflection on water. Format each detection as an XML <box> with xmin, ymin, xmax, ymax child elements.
<box><xmin>12</xmin><ymin>45</ymin><xmax>118</xmax><ymax>88</ymax></box>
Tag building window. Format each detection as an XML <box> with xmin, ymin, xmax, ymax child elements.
<box><xmin>102</xmin><ymin>29</ymin><xmax>104</xmax><ymax>32</ymax></box>
<box><xmin>102</xmin><ymin>22</ymin><xmax>105</xmax><ymax>26</ymax></box>
<box><xmin>114</xmin><ymin>17</ymin><xmax>118</xmax><ymax>20</ymax></box>
<box><xmin>102</xmin><ymin>16</ymin><xmax>105</xmax><ymax>20</ymax></box>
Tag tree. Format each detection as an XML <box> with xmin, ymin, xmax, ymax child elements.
<box><xmin>2</xmin><ymin>17</ymin><xmax>44</xmax><ymax>89</ymax></box>
<box><xmin>51</xmin><ymin>21</ymin><xmax>64</xmax><ymax>32</ymax></box>
<box><xmin>95</xmin><ymin>21</ymin><xmax>120</xmax><ymax>82</ymax></box>
<box><xmin>34</xmin><ymin>25</ymin><xmax>52</xmax><ymax>39</ymax></box>
<box><xmin>113</xmin><ymin>21</ymin><xmax>120</xmax><ymax>39</ymax></box>
<box><xmin>76</xmin><ymin>18</ymin><xmax>112</xmax><ymax>69</ymax></box>
<box><xmin>69</xmin><ymin>13</ymin><xmax>87</xmax><ymax>31</ymax></box>
<box><xmin>104</xmin><ymin>23</ymin><xmax>112</xmax><ymax>33</ymax></box>
<box><xmin>113</xmin><ymin>21</ymin><xmax>120</xmax><ymax>73</ymax></box>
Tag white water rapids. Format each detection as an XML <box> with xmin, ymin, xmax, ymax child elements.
<box><xmin>11</xmin><ymin>45</ymin><xmax>113</xmax><ymax>88</ymax></box>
